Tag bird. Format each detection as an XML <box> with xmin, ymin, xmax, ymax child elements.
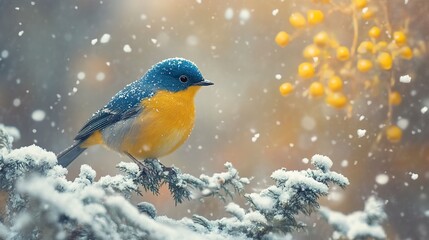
<box><xmin>57</xmin><ymin>58</ymin><xmax>213</xmax><ymax>167</ymax></box>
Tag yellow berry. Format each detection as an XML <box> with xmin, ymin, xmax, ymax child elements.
<box><xmin>326</xmin><ymin>92</ymin><xmax>347</xmax><ymax>108</ymax></box>
<box><xmin>389</xmin><ymin>91</ymin><xmax>402</xmax><ymax>105</ymax></box>
<box><xmin>376</xmin><ymin>41</ymin><xmax>388</xmax><ymax>52</ymax></box>
<box><xmin>275</xmin><ymin>31</ymin><xmax>290</xmax><ymax>47</ymax></box>
<box><xmin>307</xmin><ymin>10</ymin><xmax>324</xmax><ymax>25</ymax></box>
<box><xmin>289</xmin><ymin>12</ymin><xmax>306</xmax><ymax>28</ymax></box>
<box><xmin>336</xmin><ymin>46</ymin><xmax>350</xmax><ymax>61</ymax></box>
<box><xmin>353</xmin><ymin>0</ymin><xmax>367</xmax><ymax>8</ymax></box>
<box><xmin>358</xmin><ymin>41</ymin><xmax>375</xmax><ymax>54</ymax></box>
<box><xmin>386</xmin><ymin>125</ymin><xmax>402</xmax><ymax>143</ymax></box>
<box><xmin>393</xmin><ymin>31</ymin><xmax>407</xmax><ymax>46</ymax></box>
<box><xmin>328</xmin><ymin>76</ymin><xmax>343</xmax><ymax>92</ymax></box>
<box><xmin>377</xmin><ymin>52</ymin><xmax>393</xmax><ymax>70</ymax></box>
<box><xmin>298</xmin><ymin>62</ymin><xmax>315</xmax><ymax>79</ymax></box>
<box><xmin>313</xmin><ymin>31</ymin><xmax>330</xmax><ymax>47</ymax></box>
<box><xmin>303</xmin><ymin>44</ymin><xmax>321</xmax><ymax>59</ymax></box>
<box><xmin>279</xmin><ymin>82</ymin><xmax>294</xmax><ymax>96</ymax></box>
<box><xmin>357</xmin><ymin>59</ymin><xmax>373</xmax><ymax>72</ymax></box>
<box><xmin>368</xmin><ymin>26</ymin><xmax>381</xmax><ymax>39</ymax></box>
<box><xmin>362</xmin><ymin>8</ymin><xmax>375</xmax><ymax>20</ymax></box>
<box><xmin>400</xmin><ymin>46</ymin><xmax>413</xmax><ymax>60</ymax></box>
<box><xmin>309</xmin><ymin>81</ymin><xmax>325</xmax><ymax>97</ymax></box>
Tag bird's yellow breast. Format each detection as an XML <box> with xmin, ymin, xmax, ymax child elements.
<box><xmin>121</xmin><ymin>86</ymin><xmax>201</xmax><ymax>159</ymax></box>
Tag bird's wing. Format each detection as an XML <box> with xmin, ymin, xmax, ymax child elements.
<box><xmin>74</xmin><ymin>81</ymin><xmax>155</xmax><ymax>141</ymax></box>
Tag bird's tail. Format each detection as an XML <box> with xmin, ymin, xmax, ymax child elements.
<box><xmin>57</xmin><ymin>141</ymin><xmax>86</xmax><ymax>167</ymax></box>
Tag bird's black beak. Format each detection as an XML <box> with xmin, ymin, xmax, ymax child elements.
<box><xmin>193</xmin><ymin>79</ymin><xmax>214</xmax><ymax>86</ymax></box>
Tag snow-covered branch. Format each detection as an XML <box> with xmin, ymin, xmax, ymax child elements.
<box><xmin>320</xmin><ymin>196</ymin><xmax>387</xmax><ymax>240</ymax></box>
<box><xmin>117</xmin><ymin>159</ymin><xmax>249</xmax><ymax>204</ymax></box>
<box><xmin>0</xmin><ymin>125</ymin><xmax>352</xmax><ymax>239</ymax></box>
<box><xmin>190</xmin><ymin>155</ymin><xmax>349</xmax><ymax>239</ymax></box>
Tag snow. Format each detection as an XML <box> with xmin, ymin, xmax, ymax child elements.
<box><xmin>225</xmin><ymin>202</ymin><xmax>245</xmax><ymax>220</ymax></box>
<box><xmin>105</xmin><ymin>196</ymin><xmax>205</xmax><ymax>240</ymax></box>
<box><xmin>0</xmin><ymin>125</ymin><xmax>352</xmax><ymax>239</ymax></box>
<box><xmin>357</xmin><ymin>129</ymin><xmax>366</xmax><ymax>138</ymax></box>
<box><xmin>239</xmin><ymin>177</ymin><xmax>250</xmax><ymax>184</ymax></box>
<box><xmin>410</xmin><ymin>172</ymin><xmax>418</xmax><ymax>180</ymax></box>
<box><xmin>123</xmin><ymin>44</ymin><xmax>132</xmax><ymax>53</ymax></box>
<box><xmin>239</xmin><ymin>9</ymin><xmax>250</xmax><ymax>24</ymax></box>
<box><xmin>5</xmin><ymin>145</ymin><xmax>57</xmax><ymax>166</ymax></box>
<box><xmin>79</xmin><ymin>164</ymin><xmax>96</xmax><ymax>182</ymax></box>
<box><xmin>186</xmin><ymin>35</ymin><xmax>199</xmax><ymax>46</ymax></box>
<box><xmin>19</xmin><ymin>178</ymin><xmax>94</xmax><ymax>223</ymax></box>
<box><xmin>117</xmin><ymin>161</ymin><xmax>140</xmax><ymax>176</ymax></box>
<box><xmin>397</xmin><ymin>118</ymin><xmax>409</xmax><ymax>129</ymax></box>
<box><xmin>272</xmin><ymin>9</ymin><xmax>279</xmax><ymax>16</ymax></box>
<box><xmin>91</xmin><ymin>38</ymin><xmax>98</xmax><ymax>45</ymax></box>
<box><xmin>96</xmin><ymin>174</ymin><xmax>138</xmax><ymax>195</ymax></box>
<box><xmin>96</xmin><ymin>72</ymin><xmax>106</xmax><ymax>81</ymax></box>
<box><xmin>251</xmin><ymin>133</ymin><xmax>260</xmax><ymax>142</ymax></box>
<box><xmin>31</xmin><ymin>109</ymin><xmax>46</xmax><ymax>122</ymax></box>
<box><xmin>12</xmin><ymin>98</ymin><xmax>21</xmax><ymax>107</ymax></box>
<box><xmin>375</xmin><ymin>174</ymin><xmax>389</xmax><ymax>185</ymax></box>
<box><xmin>301</xmin><ymin>116</ymin><xmax>316</xmax><ymax>131</ymax></box>
<box><xmin>18</xmin><ymin>30</ymin><xmax>24</xmax><ymax>36</ymax></box>
<box><xmin>399</xmin><ymin>74</ymin><xmax>411</xmax><ymax>83</ymax></box>
<box><xmin>275</xmin><ymin>74</ymin><xmax>281</xmax><ymax>80</ymax></box>
<box><xmin>100</xmin><ymin>33</ymin><xmax>111</xmax><ymax>43</ymax></box>
<box><xmin>0</xmin><ymin>124</ymin><xmax>21</xmax><ymax>141</ymax></box>
<box><xmin>243</xmin><ymin>211</ymin><xmax>267</xmax><ymax>224</ymax></box>
<box><xmin>311</xmin><ymin>154</ymin><xmax>333</xmax><ymax>171</ymax></box>
<box><xmin>328</xmin><ymin>191</ymin><xmax>344</xmax><ymax>202</ymax></box>
<box><xmin>272</xmin><ymin>170</ymin><xmax>330</xmax><ymax>195</ymax></box>
<box><xmin>311</xmin><ymin>135</ymin><xmax>318</xmax><ymax>142</ymax></box>
<box><xmin>347</xmin><ymin>222</ymin><xmax>386</xmax><ymax>239</ymax></box>
<box><xmin>224</xmin><ymin>8</ymin><xmax>234</xmax><ymax>20</ymax></box>
<box><xmin>77</xmin><ymin>71</ymin><xmax>86</xmax><ymax>80</ymax></box>
<box><xmin>421</xmin><ymin>106</ymin><xmax>428</xmax><ymax>114</ymax></box>
<box><xmin>247</xmin><ymin>193</ymin><xmax>275</xmax><ymax>211</ymax></box>
<box><xmin>320</xmin><ymin>196</ymin><xmax>386</xmax><ymax>240</ymax></box>
<box><xmin>1</xmin><ymin>50</ymin><xmax>9</xmax><ymax>58</ymax></box>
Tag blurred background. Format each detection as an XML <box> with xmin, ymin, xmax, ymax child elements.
<box><xmin>0</xmin><ymin>0</ymin><xmax>428</xmax><ymax>239</ymax></box>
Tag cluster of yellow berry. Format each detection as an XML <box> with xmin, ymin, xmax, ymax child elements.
<box><xmin>275</xmin><ymin>0</ymin><xmax>420</xmax><ymax>143</ymax></box>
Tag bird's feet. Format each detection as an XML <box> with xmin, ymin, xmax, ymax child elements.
<box><xmin>124</xmin><ymin>152</ymin><xmax>177</xmax><ymax>179</ymax></box>
<box><xmin>124</xmin><ymin>152</ymin><xmax>151</xmax><ymax>177</ymax></box>
<box><xmin>143</xmin><ymin>158</ymin><xmax>177</xmax><ymax>179</ymax></box>
<box><xmin>161</xmin><ymin>165</ymin><xmax>178</xmax><ymax>179</ymax></box>
<box><xmin>124</xmin><ymin>152</ymin><xmax>145</xmax><ymax>169</ymax></box>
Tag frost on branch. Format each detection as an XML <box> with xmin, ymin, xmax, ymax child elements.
<box><xmin>117</xmin><ymin>159</ymin><xmax>249</xmax><ymax>204</ymax></box>
<box><xmin>0</xmin><ymin>125</ymin><xmax>350</xmax><ymax>239</ymax></box>
<box><xmin>189</xmin><ymin>154</ymin><xmax>349</xmax><ymax>239</ymax></box>
<box><xmin>320</xmin><ymin>196</ymin><xmax>387</xmax><ymax>240</ymax></box>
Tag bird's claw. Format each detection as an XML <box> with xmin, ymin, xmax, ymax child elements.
<box><xmin>124</xmin><ymin>153</ymin><xmax>176</xmax><ymax>179</ymax></box>
<box><xmin>162</xmin><ymin>165</ymin><xmax>178</xmax><ymax>178</ymax></box>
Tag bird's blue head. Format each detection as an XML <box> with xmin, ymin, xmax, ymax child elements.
<box><xmin>143</xmin><ymin>58</ymin><xmax>213</xmax><ymax>92</ymax></box>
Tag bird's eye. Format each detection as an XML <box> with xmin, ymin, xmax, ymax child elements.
<box><xmin>179</xmin><ymin>75</ymin><xmax>188</xmax><ymax>83</ymax></box>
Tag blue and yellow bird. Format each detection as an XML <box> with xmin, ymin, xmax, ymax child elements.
<box><xmin>58</xmin><ymin>58</ymin><xmax>213</xmax><ymax>167</ymax></box>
